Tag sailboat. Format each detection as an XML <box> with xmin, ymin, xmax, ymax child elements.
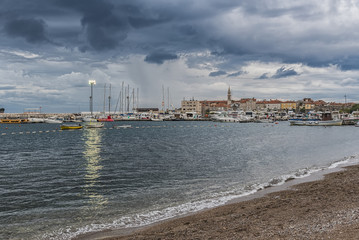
<box><xmin>97</xmin><ymin>83</ymin><xmax>115</xmax><ymax>122</ymax></box>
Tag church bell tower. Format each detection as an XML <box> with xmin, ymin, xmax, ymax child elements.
<box><xmin>227</xmin><ymin>86</ymin><xmax>232</xmax><ymax>109</ymax></box>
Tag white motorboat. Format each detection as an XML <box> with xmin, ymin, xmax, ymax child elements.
<box><xmin>44</xmin><ymin>117</ymin><xmax>63</xmax><ymax>124</ymax></box>
<box><xmin>83</xmin><ymin>116</ymin><xmax>98</xmax><ymax>122</ymax></box>
<box><xmin>85</xmin><ymin>122</ymin><xmax>104</xmax><ymax>128</ymax></box>
<box><xmin>150</xmin><ymin>118</ymin><xmax>163</xmax><ymax>121</ymax></box>
<box><xmin>28</xmin><ymin>117</ymin><xmax>45</xmax><ymax>123</ymax></box>
<box><xmin>115</xmin><ymin>125</ymin><xmax>132</xmax><ymax>129</ymax></box>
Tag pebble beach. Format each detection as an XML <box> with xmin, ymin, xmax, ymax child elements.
<box><xmin>93</xmin><ymin>164</ymin><xmax>359</xmax><ymax>240</ymax></box>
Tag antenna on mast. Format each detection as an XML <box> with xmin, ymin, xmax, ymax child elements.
<box><xmin>103</xmin><ymin>83</ymin><xmax>106</xmax><ymax>114</ymax></box>
<box><xmin>162</xmin><ymin>85</ymin><xmax>165</xmax><ymax>112</ymax></box>
<box><xmin>137</xmin><ymin>88</ymin><xmax>139</xmax><ymax>111</ymax></box>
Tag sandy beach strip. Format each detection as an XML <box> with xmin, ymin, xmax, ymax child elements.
<box><xmin>79</xmin><ymin>164</ymin><xmax>359</xmax><ymax>240</ymax></box>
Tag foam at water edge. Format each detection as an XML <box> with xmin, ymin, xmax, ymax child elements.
<box><xmin>328</xmin><ymin>155</ymin><xmax>359</xmax><ymax>169</ymax></box>
<box><xmin>43</xmin><ymin>188</ymin><xmax>259</xmax><ymax>240</ymax></box>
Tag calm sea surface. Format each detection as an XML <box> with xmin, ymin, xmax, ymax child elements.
<box><xmin>1</xmin><ymin>121</ymin><xmax>359</xmax><ymax>239</ymax></box>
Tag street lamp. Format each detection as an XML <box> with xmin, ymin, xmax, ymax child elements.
<box><xmin>89</xmin><ymin>80</ymin><xmax>96</xmax><ymax>116</ymax></box>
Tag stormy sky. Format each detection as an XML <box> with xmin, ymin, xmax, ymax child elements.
<box><xmin>1</xmin><ymin>0</ymin><xmax>359</xmax><ymax>113</ymax></box>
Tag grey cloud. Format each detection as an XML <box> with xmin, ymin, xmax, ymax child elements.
<box><xmin>258</xmin><ymin>73</ymin><xmax>269</xmax><ymax>79</ymax></box>
<box><xmin>228</xmin><ymin>71</ymin><xmax>246</xmax><ymax>77</ymax></box>
<box><xmin>144</xmin><ymin>52</ymin><xmax>178</xmax><ymax>64</ymax></box>
<box><xmin>4</xmin><ymin>18</ymin><xmax>48</xmax><ymax>43</ymax></box>
<box><xmin>178</xmin><ymin>25</ymin><xmax>197</xmax><ymax>36</ymax></box>
<box><xmin>209</xmin><ymin>70</ymin><xmax>227</xmax><ymax>77</ymax></box>
<box><xmin>0</xmin><ymin>86</ymin><xmax>16</xmax><ymax>90</ymax></box>
<box><xmin>272</xmin><ymin>66</ymin><xmax>299</xmax><ymax>79</ymax></box>
<box><xmin>128</xmin><ymin>16</ymin><xmax>170</xmax><ymax>29</ymax></box>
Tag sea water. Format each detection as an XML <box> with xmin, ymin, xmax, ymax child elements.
<box><xmin>1</xmin><ymin>121</ymin><xmax>359</xmax><ymax>239</ymax></box>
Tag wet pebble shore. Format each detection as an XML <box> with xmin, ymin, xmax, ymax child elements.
<box><xmin>102</xmin><ymin>165</ymin><xmax>359</xmax><ymax>240</ymax></box>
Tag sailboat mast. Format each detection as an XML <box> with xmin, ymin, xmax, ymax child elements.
<box><xmin>108</xmin><ymin>84</ymin><xmax>111</xmax><ymax>115</ymax></box>
<box><xmin>132</xmin><ymin>88</ymin><xmax>135</xmax><ymax>112</ymax></box>
<box><xmin>121</xmin><ymin>81</ymin><xmax>124</xmax><ymax>114</ymax></box>
<box><xmin>162</xmin><ymin>85</ymin><xmax>165</xmax><ymax>112</ymax></box>
<box><xmin>114</xmin><ymin>90</ymin><xmax>120</xmax><ymax>114</ymax></box>
<box><xmin>167</xmin><ymin>87</ymin><xmax>170</xmax><ymax>112</ymax></box>
<box><xmin>137</xmin><ymin>88</ymin><xmax>139</xmax><ymax>111</ymax></box>
<box><xmin>103</xmin><ymin>83</ymin><xmax>106</xmax><ymax>114</ymax></box>
<box><xmin>127</xmin><ymin>84</ymin><xmax>130</xmax><ymax>112</ymax></box>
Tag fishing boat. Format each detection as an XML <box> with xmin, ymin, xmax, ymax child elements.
<box><xmin>289</xmin><ymin>119</ymin><xmax>343</xmax><ymax>126</ymax></box>
<box><xmin>98</xmin><ymin>115</ymin><xmax>114</xmax><ymax>122</ymax></box>
<box><xmin>60</xmin><ymin>124</ymin><xmax>83</xmax><ymax>130</ymax></box>
<box><xmin>289</xmin><ymin>112</ymin><xmax>343</xmax><ymax>126</ymax></box>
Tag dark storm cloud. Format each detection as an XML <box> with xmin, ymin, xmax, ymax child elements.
<box><xmin>272</xmin><ymin>67</ymin><xmax>299</xmax><ymax>79</ymax></box>
<box><xmin>4</xmin><ymin>18</ymin><xmax>48</xmax><ymax>43</ymax></box>
<box><xmin>209</xmin><ymin>70</ymin><xmax>227</xmax><ymax>77</ymax></box>
<box><xmin>56</xmin><ymin>0</ymin><xmax>129</xmax><ymax>51</ymax></box>
<box><xmin>1</xmin><ymin>0</ymin><xmax>359</xmax><ymax>68</ymax></box>
<box><xmin>144</xmin><ymin>52</ymin><xmax>178</xmax><ymax>64</ymax></box>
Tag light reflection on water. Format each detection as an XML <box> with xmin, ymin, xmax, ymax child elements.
<box><xmin>82</xmin><ymin>128</ymin><xmax>108</xmax><ymax>208</ymax></box>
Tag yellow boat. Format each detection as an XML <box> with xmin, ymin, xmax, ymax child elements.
<box><xmin>60</xmin><ymin>124</ymin><xmax>83</xmax><ymax>130</ymax></box>
<box><xmin>0</xmin><ymin>119</ymin><xmax>22</xmax><ymax>124</ymax></box>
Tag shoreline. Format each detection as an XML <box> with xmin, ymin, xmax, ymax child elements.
<box><xmin>75</xmin><ymin>161</ymin><xmax>359</xmax><ymax>240</ymax></box>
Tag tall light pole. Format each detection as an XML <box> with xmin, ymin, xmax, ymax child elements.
<box><xmin>89</xmin><ymin>80</ymin><xmax>96</xmax><ymax>116</ymax></box>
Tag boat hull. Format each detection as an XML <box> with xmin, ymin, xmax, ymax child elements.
<box><xmin>85</xmin><ymin>122</ymin><xmax>104</xmax><ymax>128</ymax></box>
<box><xmin>60</xmin><ymin>125</ymin><xmax>83</xmax><ymax>130</ymax></box>
<box><xmin>289</xmin><ymin>119</ymin><xmax>343</xmax><ymax>126</ymax></box>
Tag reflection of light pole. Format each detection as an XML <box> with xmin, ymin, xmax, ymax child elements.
<box><xmin>89</xmin><ymin>80</ymin><xmax>96</xmax><ymax>116</ymax></box>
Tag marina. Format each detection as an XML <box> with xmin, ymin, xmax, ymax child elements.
<box><xmin>2</xmin><ymin>1</ymin><xmax>359</xmax><ymax>239</ymax></box>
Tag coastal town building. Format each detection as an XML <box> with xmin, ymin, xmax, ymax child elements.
<box><xmin>281</xmin><ymin>101</ymin><xmax>296</xmax><ymax>110</ymax></box>
<box><xmin>180</xmin><ymin>89</ymin><xmax>354</xmax><ymax>117</ymax></box>
<box><xmin>256</xmin><ymin>100</ymin><xmax>282</xmax><ymax>111</ymax></box>
<box><xmin>303</xmin><ymin>98</ymin><xmax>315</xmax><ymax>110</ymax></box>
<box><xmin>200</xmin><ymin>100</ymin><xmax>228</xmax><ymax>116</ymax></box>
<box><xmin>236</xmin><ymin>98</ymin><xmax>256</xmax><ymax>111</ymax></box>
<box><xmin>181</xmin><ymin>99</ymin><xmax>202</xmax><ymax>114</ymax></box>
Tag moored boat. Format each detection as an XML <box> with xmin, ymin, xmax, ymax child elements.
<box><xmin>150</xmin><ymin>118</ymin><xmax>164</xmax><ymax>121</ymax></box>
<box><xmin>289</xmin><ymin>119</ymin><xmax>343</xmax><ymax>126</ymax></box>
<box><xmin>60</xmin><ymin>124</ymin><xmax>83</xmax><ymax>130</ymax></box>
<box><xmin>0</xmin><ymin>118</ymin><xmax>22</xmax><ymax>124</ymax></box>
<box><xmin>289</xmin><ymin>112</ymin><xmax>343</xmax><ymax>126</ymax></box>
<box><xmin>44</xmin><ymin>117</ymin><xmax>63</xmax><ymax>124</ymax></box>
<box><xmin>28</xmin><ymin>117</ymin><xmax>45</xmax><ymax>123</ymax></box>
<box><xmin>98</xmin><ymin>115</ymin><xmax>114</xmax><ymax>122</ymax></box>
